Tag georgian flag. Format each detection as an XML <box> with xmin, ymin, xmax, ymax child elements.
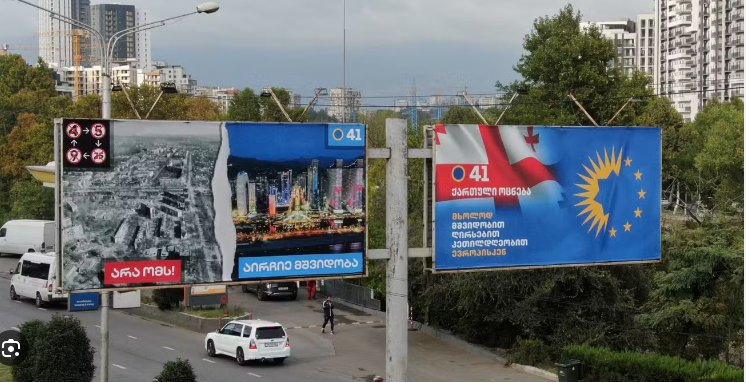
<box><xmin>434</xmin><ymin>124</ymin><xmax>563</xmax><ymax>209</ymax></box>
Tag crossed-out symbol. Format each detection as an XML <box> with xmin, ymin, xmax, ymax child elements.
<box><xmin>91</xmin><ymin>148</ymin><xmax>107</xmax><ymax>164</ymax></box>
<box><xmin>66</xmin><ymin>148</ymin><xmax>82</xmax><ymax>165</ymax></box>
<box><xmin>66</xmin><ymin>123</ymin><xmax>82</xmax><ymax>139</ymax></box>
<box><xmin>91</xmin><ymin>123</ymin><xmax>107</xmax><ymax>139</ymax></box>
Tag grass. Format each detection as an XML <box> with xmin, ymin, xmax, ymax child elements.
<box><xmin>0</xmin><ymin>364</ymin><xmax>12</xmax><ymax>382</ymax></box>
<box><xmin>182</xmin><ymin>305</ymin><xmax>245</xmax><ymax>319</ymax></box>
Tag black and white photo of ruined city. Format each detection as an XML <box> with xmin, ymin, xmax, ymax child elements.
<box><xmin>225</xmin><ymin>124</ymin><xmax>365</xmax><ymax>279</ymax></box>
<box><xmin>62</xmin><ymin>121</ymin><xmax>223</xmax><ymax>290</ymax></box>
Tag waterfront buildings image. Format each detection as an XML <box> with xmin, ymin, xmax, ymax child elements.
<box><xmin>225</xmin><ymin>124</ymin><xmax>366</xmax><ymax>279</ymax></box>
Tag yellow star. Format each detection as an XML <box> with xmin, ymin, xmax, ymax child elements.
<box><xmin>634</xmin><ymin>208</ymin><xmax>643</xmax><ymax>217</ymax></box>
<box><xmin>634</xmin><ymin>170</ymin><xmax>643</xmax><ymax>180</ymax></box>
<box><xmin>624</xmin><ymin>157</ymin><xmax>632</xmax><ymax>167</ymax></box>
<box><xmin>638</xmin><ymin>189</ymin><xmax>646</xmax><ymax>199</ymax></box>
<box><xmin>609</xmin><ymin>227</ymin><xmax>617</xmax><ymax>237</ymax></box>
<box><xmin>624</xmin><ymin>222</ymin><xmax>632</xmax><ymax>231</ymax></box>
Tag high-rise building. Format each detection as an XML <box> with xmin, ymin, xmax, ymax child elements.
<box><xmin>580</xmin><ymin>19</ymin><xmax>645</xmax><ymax>77</ymax></box>
<box><xmin>135</xmin><ymin>9</ymin><xmax>151</xmax><ymax>70</ymax></box>
<box><xmin>38</xmin><ymin>0</ymin><xmax>91</xmax><ymax>68</ymax></box>
<box><xmin>90</xmin><ymin>4</ymin><xmax>137</xmax><ymax>65</ymax></box>
<box><xmin>328</xmin><ymin>88</ymin><xmax>361</xmax><ymax>122</ymax></box>
<box><xmin>307</xmin><ymin>159</ymin><xmax>320</xmax><ymax>210</ymax></box>
<box><xmin>655</xmin><ymin>0</ymin><xmax>744</xmax><ymax>121</ymax></box>
<box><xmin>235</xmin><ymin>171</ymin><xmax>249</xmax><ymax>216</ymax></box>
<box><xmin>247</xmin><ymin>182</ymin><xmax>257</xmax><ymax>215</ymax></box>
<box><xmin>279</xmin><ymin>171</ymin><xmax>292</xmax><ymax>206</ymax></box>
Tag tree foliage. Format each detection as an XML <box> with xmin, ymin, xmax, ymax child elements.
<box><xmin>13</xmin><ymin>315</ymin><xmax>95</xmax><ymax>382</ymax></box>
<box><xmin>227</xmin><ymin>87</ymin><xmax>260</xmax><ymax>121</ymax></box>
<box><xmin>155</xmin><ymin>358</ymin><xmax>197</xmax><ymax>382</ymax></box>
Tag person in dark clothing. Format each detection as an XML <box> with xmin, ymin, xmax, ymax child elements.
<box><xmin>321</xmin><ymin>295</ymin><xmax>335</xmax><ymax>334</ymax></box>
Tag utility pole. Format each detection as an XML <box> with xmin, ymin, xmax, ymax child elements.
<box><xmin>385</xmin><ymin>118</ymin><xmax>408</xmax><ymax>381</ymax></box>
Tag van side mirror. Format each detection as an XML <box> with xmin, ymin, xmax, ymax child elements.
<box><xmin>8</xmin><ymin>269</ymin><xmax>15</xmax><ymax>275</ymax></box>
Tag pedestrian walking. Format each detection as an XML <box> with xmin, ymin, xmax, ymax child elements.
<box><xmin>307</xmin><ymin>280</ymin><xmax>317</xmax><ymax>300</ymax></box>
<box><xmin>321</xmin><ymin>295</ymin><xmax>335</xmax><ymax>334</ymax></box>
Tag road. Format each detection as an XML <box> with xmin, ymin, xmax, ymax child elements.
<box><xmin>0</xmin><ymin>255</ymin><xmax>548</xmax><ymax>381</ymax></box>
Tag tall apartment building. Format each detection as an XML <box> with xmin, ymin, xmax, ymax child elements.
<box><xmin>38</xmin><ymin>0</ymin><xmax>91</xmax><ymax>68</ymax></box>
<box><xmin>153</xmin><ymin>61</ymin><xmax>196</xmax><ymax>94</ymax></box>
<box><xmin>328</xmin><ymin>88</ymin><xmax>361</xmax><ymax>122</ymax></box>
<box><xmin>90</xmin><ymin>4</ymin><xmax>136</xmax><ymax>65</ymax></box>
<box><xmin>580</xmin><ymin>17</ymin><xmax>655</xmax><ymax>77</ymax></box>
<box><xmin>135</xmin><ymin>9</ymin><xmax>152</xmax><ymax>70</ymax></box>
<box><xmin>656</xmin><ymin>0</ymin><xmax>744</xmax><ymax>121</ymax></box>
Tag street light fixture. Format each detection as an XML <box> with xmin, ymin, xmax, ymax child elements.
<box><xmin>15</xmin><ymin>0</ymin><xmax>219</xmax><ymax>118</ymax></box>
<box><xmin>260</xmin><ymin>86</ymin><xmax>293</xmax><ymax>122</ymax></box>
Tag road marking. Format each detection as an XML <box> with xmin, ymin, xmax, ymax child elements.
<box><xmin>248</xmin><ymin>372</ymin><xmax>262</xmax><ymax>378</ymax></box>
<box><xmin>162</xmin><ymin>346</ymin><xmax>175</xmax><ymax>351</ymax></box>
<box><xmin>202</xmin><ymin>358</ymin><xmax>216</xmax><ymax>364</ymax></box>
<box><xmin>37</xmin><ymin>307</ymin><xmax>47</xmax><ymax>311</ymax></box>
<box><xmin>127</xmin><ymin>335</ymin><xmax>138</xmax><ymax>340</ymax></box>
<box><xmin>112</xmin><ymin>364</ymin><xmax>127</xmax><ymax>370</ymax></box>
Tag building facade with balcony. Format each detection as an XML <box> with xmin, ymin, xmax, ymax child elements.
<box><xmin>656</xmin><ymin>0</ymin><xmax>744</xmax><ymax>121</ymax></box>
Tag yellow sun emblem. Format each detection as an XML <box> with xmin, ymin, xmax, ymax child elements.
<box><xmin>575</xmin><ymin>147</ymin><xmax>624</xmax><ymax>237</ymax></box>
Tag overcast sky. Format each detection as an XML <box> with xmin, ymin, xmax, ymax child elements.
<box><xmin>1</xmin><ymin>0</ymin><xmax>654</xmax><ymax>104</ymax></box>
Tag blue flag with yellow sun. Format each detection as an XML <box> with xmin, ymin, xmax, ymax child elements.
<box><xmin>433</xmin><ymin>125</ymin><xmax>661</xmax><ymax>271</ymax></box>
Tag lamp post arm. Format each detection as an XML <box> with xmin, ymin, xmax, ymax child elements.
<box><xmin>106</xmin><ymin>21</ymin><xmax>166</xmax><ymax>72</ymax></box>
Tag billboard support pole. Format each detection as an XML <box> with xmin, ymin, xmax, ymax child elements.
<box><xmin>385</xmin><ymin>118</ymin><xmax>408</xmax><ymax>382</ymax></box>
<box><xmin>100</xmin><ymin>291</ymin><xmax>110</xmax><ymax>381</ymax></box>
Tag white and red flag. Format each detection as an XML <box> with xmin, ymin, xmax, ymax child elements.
<box><xmin>434</xmin><ymin>124</ymin><xmax>561</xmax><ymax>207</ymax></box>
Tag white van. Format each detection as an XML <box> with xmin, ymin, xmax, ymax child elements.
<box><xmin>0</xmin><ymin>220</ymin><xmax>54</xmax><ymax>255</ymax></box>
<box><xmin>9</xmin><ymin>252</ymin><xmax>67</xmax><ymax>307</ymax></box>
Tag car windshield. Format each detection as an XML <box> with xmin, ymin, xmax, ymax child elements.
<box><xmin>255</xmin><ymin>326</ymin><xmax>285</xmax><ymax>339</ymax></box>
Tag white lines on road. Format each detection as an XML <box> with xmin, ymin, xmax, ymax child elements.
<box><xmin>127</xmin><ymin>335</ymin><xmax>138</xmax><ymax>340</ymax></box>
<box><xmin>37</xmin><ymin>307</ymin><xmax>47</xmax><ymax>311</ymax></box>
<box><xmin>111</xmin><ymin>364</ymin><xmax>127</xmax><ymax>370</ymax></box>
<box><xmin>201</xmin><ymin>358</ymin><xmax>216</xmax><ymax>364</ymax></box>
<box><xmin>162</xmin><ymin>346</ymin><xmax>175</xmax><ymax>351</ymax></box>
<box><xmin>248</xmin><ymin>372</ymin><xmax>262</xmax><ymax>378</ymax></box>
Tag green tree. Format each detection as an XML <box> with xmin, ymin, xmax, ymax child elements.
<box><xmin>227</xmin><ymin>87</ymin><xmax>260</xmax><ymax>121</ymax></box>
<box><xmin>638</xmin><ymin>216</ymin><xmax>743</xmax><ymax>363</ymax></box>
<box><xmin>441</xmin><ymin>106</ymin><xmax>484</xmax><ymax>124</ymax></box>
<box><xmin>259</xmin><ymin>87</ymin><xmax>292</xmax><ymax>122</ymax></box>
<box><xmin>691</xmin><ymin>99</ymin><xmax>744</xmax><ymax>212</ymax></box>
<box><xmin>155</xmin><ymin>358</ymin><xmax>196</xmax><ymax>382</ymax></box>
<box><xmin>13</xmin><ymin>316</ymin><xmax>95</xmax><ymax>382</ymax></box>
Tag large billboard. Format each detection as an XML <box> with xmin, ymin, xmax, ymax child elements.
<box><xmin>60</xmin><ymin>119</ymin><xmax>366</xmax><ymax>291</ymax></box>
<box><xmin>433</xmin><ymin>124</ymin><xmax>661</xmax><ymax>272</ymax></box>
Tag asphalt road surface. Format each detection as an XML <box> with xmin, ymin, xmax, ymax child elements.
<box><xmin>0</xmin><ymin>256</ymin><xmax>547</xmax><ymax>381</ymax></box>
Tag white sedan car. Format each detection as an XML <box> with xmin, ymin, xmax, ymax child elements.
<box><xmin>205</xmin><ymin>319</ymin><xmax>290</xmax><ymax>365</ymax></box>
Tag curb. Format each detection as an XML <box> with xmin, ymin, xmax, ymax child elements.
<box><xmin>329</xmin><ymin>298</ymin><xmax>558</xmax><ymax>381</ymax></box>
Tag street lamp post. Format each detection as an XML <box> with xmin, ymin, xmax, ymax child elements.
<box><xmin>14</xmin><ymin>1</ymin><xmax>219</xmax><ymax>381</ymax></box>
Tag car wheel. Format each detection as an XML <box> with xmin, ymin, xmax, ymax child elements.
<box><xmin>275</xmin><ymin>357</ymin><xmax>286</xmax><ymax>365</ymax></box>
<box><xmin>241</xmin><ymin>284</ymin><xmax>249</xmax><ymax>293</ymax></box>
<box><xmin>206</xmin><ymin>340</ymin><xmax>216</xmax><ymax>357</ymax></box>
<box><xmin>10</xmin><ymin>286</ymin><xmax>18</xmax><ymax>300</ymax></box>
<box><xmin>235</xmin><ymin>347</ymin><xmax>246</xmax><ymax>366</ymax></box>
<box><xmin>35</xmin><ymin>292</ymin><xmax>43</xmax><ymax>308</ymax></box>
<box><xmin>289</xmin><ymin>292</ymin><xmax>297</xmax><ymax>301</ymax></box>
<box><xmin>257</xmin><ymin>291</ymin><xmax>266</xmax><ymax>301</ymax></box>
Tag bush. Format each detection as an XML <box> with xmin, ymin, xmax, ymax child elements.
<box><xmin>562</xmin><ymin>344</ymin><xmax>744</xmax><ymax>381</ymax></box>
<box><xmin>153</xmin><ymin>287</ymin><xmax>184</xmax><ymax>310</ymax></box>
<box><xmin>13</xmin><ymin>315</ymin><xmax>95</xmax><ymax>382</ymax></box>
<box><xmin>11</xmin><ymin>320</ymin><xmax>46</xmax><ymax>382</ymax></box>
<box><xmin>510</xmin><ymin>338</ymin><xmax>554</xmax><ymax>366</ymax></box>
<box><xmin>155</xmin><ymin>358</ymin><xmax>196</xmax><ymax>382</ymax></box>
